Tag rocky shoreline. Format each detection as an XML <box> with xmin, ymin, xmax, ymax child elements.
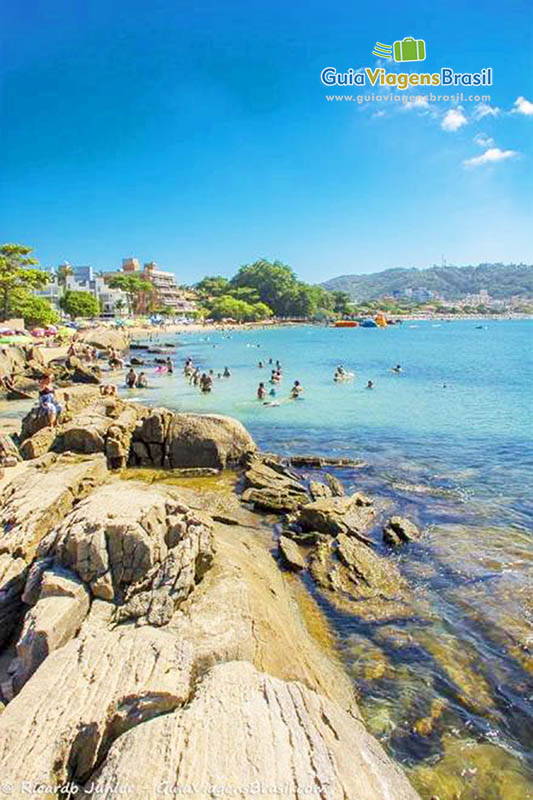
<box><xmin>0</xmin><ymin>331</ymin><xmax>424</xmax><ymax>799</ymax></box>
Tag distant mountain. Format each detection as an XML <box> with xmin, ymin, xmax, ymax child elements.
<box><xmin>321</xmin><ymin>263</ymin><xmax>533</xmax><ymax>302</ymax></box>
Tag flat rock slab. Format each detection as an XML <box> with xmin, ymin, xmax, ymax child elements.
<box><xmin>82</xmin><ymin>661</ymin><xmax>421</xmax><ymax>800</ymax></box>
<box><xmin>0</xmin><ymin>624</ymin><xmax>194</xmax><ymax>789</ymax></box>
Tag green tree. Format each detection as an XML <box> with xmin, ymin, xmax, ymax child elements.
<box><xmin>195</xmin><ymin>276</ymin><xmax>230</xmax><ymax>299</ymax></box>
<box><xmin>59</xmin><ymin>290</ymin><xmax>99</xmax><ymax>319</ymax></box>
<box><xmin>207</xmin><ymin>296</ymin><xmax>273</xmax><ymax>322</ymax></box>
<box><xmin>0</xmin><ymin>243</ymin><xmax>49</xmax><ymax>321</ymax></box>
<box><xmin>9</xmin><ymin>290</ymin><xmax>59</xmax><ymax>328</ymax></box>
<box><xmin>332</xmin><ymin>291</ymin><xmax>352</xmax><ymax>315</ymax></box>
<box><xmin>231</xmin><ymin>260</ymin><xmax>297</xmax><ymax>314</ymax></box>
<box><xmin>107</xmin><ymin>274</ymin><xmax>153</xmax><ymax>314</ymax></box>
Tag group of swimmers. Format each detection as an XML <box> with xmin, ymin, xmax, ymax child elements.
<box><xmin>183</xmin><ymin>357</ymin><xmax>223</xmax><ymax>393</ymax></box>
<box><xmin>125</xmin><ymin>368</ymin><xmax>148</xmax><ymax>389</ymax></box>
<box><xmin>256</xmin><ymin>359</ymin><xmax>303</xmax><ymax>403</ymax></box>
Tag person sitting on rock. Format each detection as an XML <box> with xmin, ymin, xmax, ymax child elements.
<box><xmin>38</xmin><ymin>373</ymin><xmax>62</xmax><ymax>427</ymax></box>
<box><xmin>100</xmin><ymin>384</ymin><xmax>117</xmax><ymax>396</ymax></box>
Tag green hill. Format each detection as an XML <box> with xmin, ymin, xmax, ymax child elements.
<box><xmin>321</xmin><ymin>263</ymin><xmax>533</xmax><ymax>302</ymax></box>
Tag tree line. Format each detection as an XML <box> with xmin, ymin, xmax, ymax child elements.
<box><xmin>195</xmin><ymin>260</ymin><xmax>351</xmax><ymax>322</ymax></box>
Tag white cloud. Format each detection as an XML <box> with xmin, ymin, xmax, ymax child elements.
<box><xmin>473</xmin><ymin>103</ymin><xmax>500</xmax><ymax>120</ymax></box>
<box><xmin>512</xmin><ymin>96</ymin><xmax>533</xmax><ymax>116</ymax></box>
<box><xmin>441</xmin><ymin>107</ymin><xmax>467</xmax><ymax>132</ymax></box>
<box><xmin>463</xmin><ymin>147</ymin><xmax>518</xmax><ymax>168</ymax></box>
<box><xmin>473</xmin><ymin>132</ymin><xmax>495</xmax><ymax>148</ymax></box>
<box><xmin>401</xmin><ymin>96</ymin><xmax>430</xmax><ymax>112</ymax></box>
<box><xmin>372</xmin><ymin>110</ymin><xmax>387</xmax><ymax>118</ymax></box>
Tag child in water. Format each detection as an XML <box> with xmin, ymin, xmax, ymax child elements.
<box><xmin>290</xmin><ymin>380</ymin><xmax>303</xmax><ymax>399</ymax></box>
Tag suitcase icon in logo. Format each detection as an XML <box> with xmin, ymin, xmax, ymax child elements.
<box><xmin>393</xmin><ymin>37</ymin><xmax>426</xmax><ymax>62</ymax></box>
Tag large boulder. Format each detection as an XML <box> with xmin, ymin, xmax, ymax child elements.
<box><xmin>132</xmin><ymin>409</ymin><xmax>256</xmax><ymax>469</ymax></box>
<box><xmin>40</xmin><ymin>482</ymin><xmax>214</xmax><ymax>625</ymax></box>
<box><xmin>82</xmin><ymin>661</ymin><xmax>421</xmax><ymax>800</ymax></box>
<box><xmin>0</xmin><ymin>454</ymin><xmax>107</xmax><ymax>647</ymax></box>
<box><xmin>19</xmin><ymin>386</ymin><xmax>101</xmax><ymax>444</ymax></box>
<box><xmin>77</xmin><ymin>327</ymin><xmax>129</xmax><ymax>352</ymax></box>
<box><xmin>20</xmin><ymin>396</ymin><xmax>140</xmax><ymax>467</ymax></box>
<box><xmin>64</xmin><ymin>355</ymin><xmax>101</xmax><ymax>384</ymax></box>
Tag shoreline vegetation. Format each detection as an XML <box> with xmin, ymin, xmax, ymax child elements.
<box><xmin>1</xmin><ymin>326</ymin><xmax>532</xmax><ymax>800</ymax></box>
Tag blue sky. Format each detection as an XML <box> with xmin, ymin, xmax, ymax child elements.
<box><xmin>1</xmin><ymin>0</ymin><xmax>532</xmax><ymax>284</ymax></box>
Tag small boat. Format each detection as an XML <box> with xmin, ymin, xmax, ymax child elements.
<box><xmin>334</xmin><ymin>321</ymin><xmax>359</xmax><ymax>328</ymax></box>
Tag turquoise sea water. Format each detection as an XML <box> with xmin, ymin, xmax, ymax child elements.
<box><xmin>128</xmin><ymin>319</ymin><xmax>532</xmax><ymax>797</ymax></box>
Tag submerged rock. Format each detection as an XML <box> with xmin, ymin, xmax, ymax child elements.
<box><xmin>310</xmin><ymin>534</ymin><xmax>410</xmax><ymax>621</ymax></box>
<box><xmin>383</xmin><ymin>516</ymin><xmax>421</xmax><ymax>546</ymax></box>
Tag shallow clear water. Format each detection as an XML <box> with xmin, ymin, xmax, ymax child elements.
<box><xmin>127</xmin><ymin>319</ymin><xmax>532</xmax><ymax>798</ymax></box>
<box><xmin>3</xmin><ymin>320</ymin><xmax>529</xmax><ymax>797</ymax></box>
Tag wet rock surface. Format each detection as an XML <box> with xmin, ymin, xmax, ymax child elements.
<box><xmin>383</xmin><ymin>515</ymin><xmax>422</xmax><ymax>546</ymax></box>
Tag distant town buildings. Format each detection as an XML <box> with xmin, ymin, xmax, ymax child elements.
<box><xmin>116</xmin><ymin>258</ymin><xmax>194</xmax><ymax>313</ymax></box>
<box><xmin>37</xmin><ymin>257</ymin><xmax>196</xmax><ymax>318</ymax></box>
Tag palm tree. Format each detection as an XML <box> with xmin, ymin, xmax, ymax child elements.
<box><xmin>57</xmin><ymin>262</ymin><xmax>73</xmax><ymax>296</ymax></box>
<box><xmin>115</xmin><ymin>298</ymin><xmax>126</xmax><ymax>316</ymax></box>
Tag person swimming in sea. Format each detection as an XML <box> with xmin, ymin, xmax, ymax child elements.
<box><xmin>258</xmin><ymin>361</ymin><xmax>264</xmax><ymax>368</ymax></box>
<box><xmin>200</xmin><ymin>373</ymin><xmax>213</xmax><ymax>393</ymax></box>
<box><xmin>165</xmin><ymin>357</ymin><xmax>174</xmax><ymax>374</ymax></box>
<box><xmin>257</xmin><ymin>382</ymin><xmax>266</xmax><ymax>400</ymax></box>
<box><xmin>136</xmin><ymin>372</ymin><xmax>148</xmax><ymax>388</ymax></box>
<box><xmin>391</xmin><ymin>364</ymin><xmax>402</xmax><ymax>373</ymax></box>
<box><xmin>223</xmin><ymin>366</ymin><xmax>231</xmax><ymax>378</ymax></box>
<box><xmin>366</xmin><ymin>380</ymin><xmax>374</xmax><ymax>389</ymax></box>
<box><xmin>125</xmin><ymin>368</ymin><xmax>137</xmax><ymax>388</ymax></box>
<box><xmin>290</xmin><ymin>380</ymin><xmax>303</xmax><ymax>399</ymax></box>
